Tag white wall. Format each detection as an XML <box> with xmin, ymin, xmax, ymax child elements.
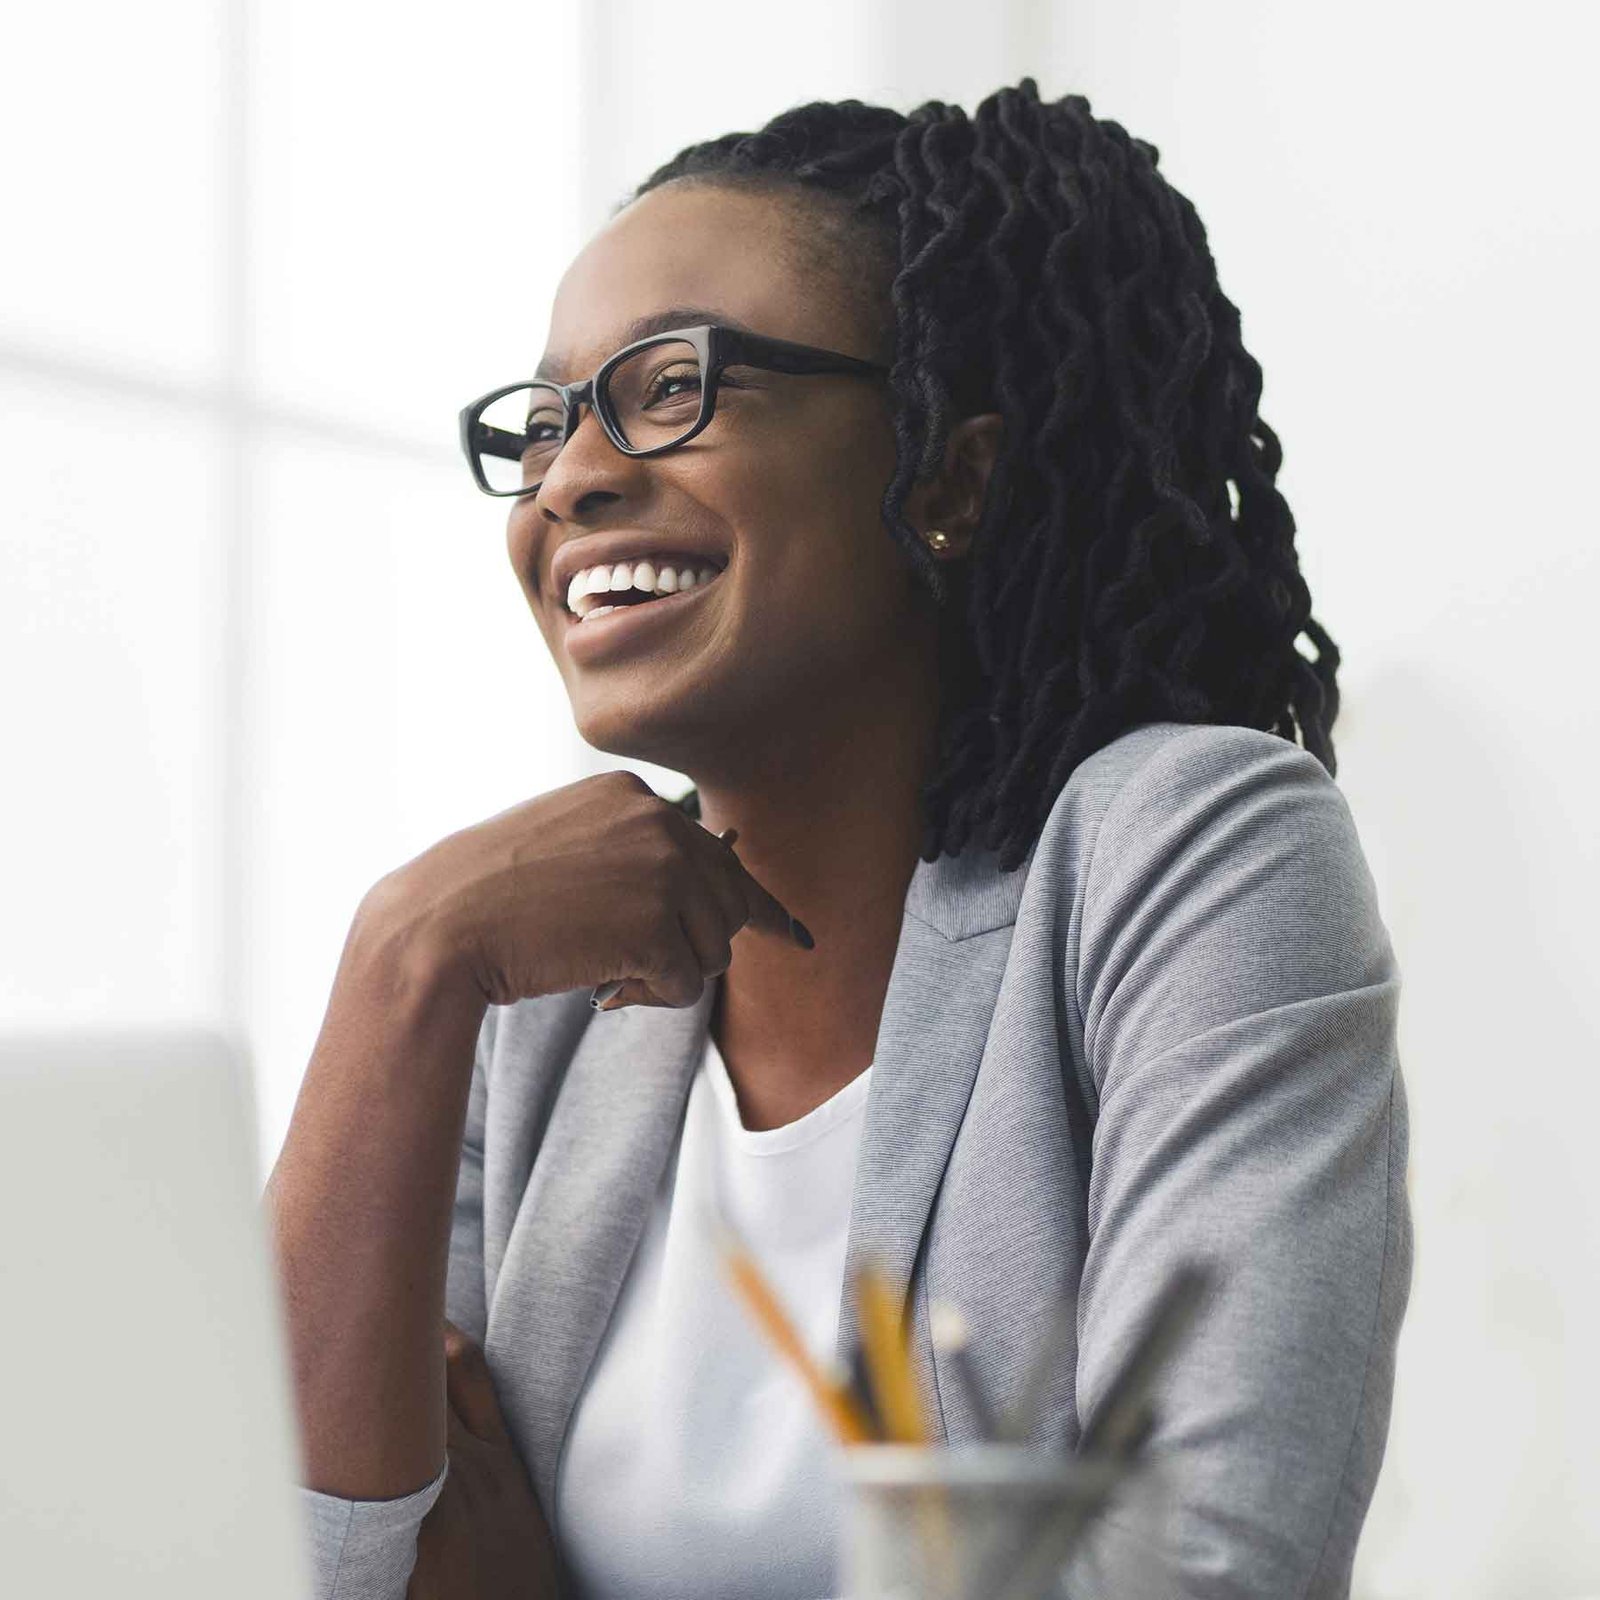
<box><xmin>4</xmin><ymin>2</ymin><xmax>1595</xmax><ymax>1593</ymax></box>
<box><xmin>1026</xmin><ymin>6</ymin><xmax>1600</xmax><ymax>1594</ymax></box>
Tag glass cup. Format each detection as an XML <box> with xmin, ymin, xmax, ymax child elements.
<box><xmin>836</xmin><ymin>1443</ymin><xmax>1173</xmax><ymax>1600</ymax></box>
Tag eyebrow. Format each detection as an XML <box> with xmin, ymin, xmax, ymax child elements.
<box><xmin>534</xmin><ymin>306</ymin><xmax>758</xmax><ymax>383</ymax></box>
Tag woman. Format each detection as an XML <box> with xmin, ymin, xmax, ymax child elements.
<box><xmin>267</xmin><ymin>79</ymin><xmax>1411</xmax><ymax>1600</ymax></box>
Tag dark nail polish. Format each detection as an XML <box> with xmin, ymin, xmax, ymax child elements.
<box><xmin>789</xmin><ymin>915</ymin><xmax>815</xmax><ymax>950</ymax></box>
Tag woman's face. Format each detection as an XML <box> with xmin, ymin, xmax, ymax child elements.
<box><xmin>507</xmin><ymin>180</ymin><xmax>941</xmax><ymax>778</ymax></box>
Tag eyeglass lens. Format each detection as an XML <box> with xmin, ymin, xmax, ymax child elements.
<box><xmin>475</xmin><ymin>338</ymin><xmax>705</xmax><ymax>492</ymax></box>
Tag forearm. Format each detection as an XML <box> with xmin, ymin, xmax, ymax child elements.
<box><xmin>264</xmin><ymin>892</ymin><xmax>488</xmax><ymax>1501</ymax></box>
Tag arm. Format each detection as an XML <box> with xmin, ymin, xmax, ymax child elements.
<box><xmin>263</xmin><ymin>894</ymin><xmax>492</xmax><ymax>1598</ymax></box>
<box><xmin>1068</xmin><ymin>725</ymin><xmax>1412</xmax><ymax>1598</ymax></box>
<box><xmin>291</xmin><ymin>1044</ymin><xmax>498</xmax><ymax>1600</ymax></box>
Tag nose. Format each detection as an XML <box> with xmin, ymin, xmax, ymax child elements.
<box><xmin>531</xmin><ymin>396</ymin><xmax>629</xmax><ymax>513</ymax></box>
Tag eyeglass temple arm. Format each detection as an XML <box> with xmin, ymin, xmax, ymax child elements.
<box><xmin>719</xmin><ymin>327</ymin><xmax>889</xmax><ymax>379</ymax></box>
<box><xmin>472</xmin><ymin>419</ymin><xmax>524</xmax><ymax>463</ymax></box>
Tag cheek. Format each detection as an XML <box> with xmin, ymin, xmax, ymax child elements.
<box><xmin>505</xmin><ymin>510</ymin><xmax>549</xmax><ymax>611</ymax></box>
<box><xmin>505</xmin><ymin>507</ymin><xmax>534</xmax><ymax>572</ymax></box>
<box><xmin>721</xmin><ymin>420</ymin><xmax>890</xmax><ymax>549</ymax></box>
<box><xmin>730</xmin><ymin>492</ymin><xmax>916</xmax><ymax>661</ymax></box>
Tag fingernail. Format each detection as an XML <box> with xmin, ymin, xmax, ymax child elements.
<box><xmin>789</xmin><ymin>915</ymin><xmax>815</xmax><ymax>950</ymax></box>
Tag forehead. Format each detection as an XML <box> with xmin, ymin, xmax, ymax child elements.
<box><xmin>535</xmin><ymin>183</ymin><xmax>864</xmax><ymax>382</ymax></box>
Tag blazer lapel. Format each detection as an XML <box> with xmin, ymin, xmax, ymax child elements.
<box><xmin>832</xmin><ymin>835</ymin><xmax>1033</xmax><ymax>1438</ymax></box>
<box><xmin>489</xmin><ymin>831</ymin><xmax>1035</xmax><ymax>1504</ymax></box>
<box><xmin>485</xmin><ymin>981</ymin><xmax>716</xmax><ymax>1512</ymax></box>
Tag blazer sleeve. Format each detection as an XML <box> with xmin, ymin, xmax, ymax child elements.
<box><xmin>295</xmin><ymin>1004</ymin><xmax>498</xmax><ymax>1600</ymax></box>
<box><xmin>1067</xmin><ymin>724</ymin><xmax>1412</xmax><ymax>1599</ymax></box>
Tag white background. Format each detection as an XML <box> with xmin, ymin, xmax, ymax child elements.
<box><xmin>3</xmin><ymin>3</ymin><xmax>1596</xmax><ymax>1593</ymax></box>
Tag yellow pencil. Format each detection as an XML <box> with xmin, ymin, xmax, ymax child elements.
<box><xmin>854</xmin><ymin>1260</ymin><xmax>931</xmax><ymax>1445</ymax></box>
<box><xmin>715</xmin><ymin>1223</ymin><xmax>876</xmax><ymax>1446</ymax></box>
<box><xmin>854</xmin><ymin>1260</ymin><xmax>958</xmax><ymax>1600</ymax></box>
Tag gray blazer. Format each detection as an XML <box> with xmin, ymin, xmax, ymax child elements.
<box><xmin>300</xmin><ymin>719</ymin><xmax>1412</xmax><ymax>1600</ymax></box>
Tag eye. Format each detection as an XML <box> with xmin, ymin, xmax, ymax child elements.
<box><xmin>524</xmin><ymin>399</ymin><xmax>566</xmax><ymax>444</ymax></box>
<box><xmin>643</xmin><ymin>366</ymin><xmax>703</xmax><ymax>406</ymax></box>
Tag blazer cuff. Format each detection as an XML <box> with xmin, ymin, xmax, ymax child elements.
<box><xmin>299</xmin><ymin>1459</ymin><xmax>448</xmax><ymax>1600</ymax></box>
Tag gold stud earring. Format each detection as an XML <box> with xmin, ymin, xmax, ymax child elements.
<box><xmin>925</xmin><ymin>529</ymin><xmax>950</xmax><ymax>551</ymax></box>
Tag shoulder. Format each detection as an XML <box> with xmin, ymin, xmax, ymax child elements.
<box><xmin>941</xmin><ymin>721</ymin><xmax>1346</xmax><ymax>941</ymax></box>
<box><xmin>1041</xmin><ymin>718</ymin><xmax>1341</xmax><ymax>854</ymax></box>
<box><xmin>1055</xmin><ymin>720</ymin><xmax>1394</xmax><ymax>1062</ymax></box>
<box><xmin>1068</xmin><ymin>719</ymin><xmax>1366</xmax><ymax>918</ymax></box>
<box><xmin>1029</xmin><ymin>719</ymin><xmax>1348</xmax><ymax>894</ymax></box>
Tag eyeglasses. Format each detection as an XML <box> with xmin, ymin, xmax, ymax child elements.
<box><xmin>459</xmin><ymin>322</ymin><xmax>891</xmax><ymax>497</ymax></box>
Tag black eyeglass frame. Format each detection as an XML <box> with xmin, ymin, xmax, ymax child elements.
<box><xmin>458</xmin><ymin>322</ymin><xmax>891</xmax><ymax>498</ymax></box>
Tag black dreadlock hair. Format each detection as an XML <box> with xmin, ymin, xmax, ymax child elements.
<box><xmin>632</xmin><ymin>79</ymin><xmax>1340</xmax><ymax>870</ymax></box>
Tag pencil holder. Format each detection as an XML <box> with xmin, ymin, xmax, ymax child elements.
<box><xmin>836</xmin><ymin>1443</ymin><xmax>1171</xmax><ymax>1600</ymax></box>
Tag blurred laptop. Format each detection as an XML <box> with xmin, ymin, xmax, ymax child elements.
<box><xmin>0</xmin><ymin>1027</ymin><xmax>312</xmax><ymax>1599</ymax></box>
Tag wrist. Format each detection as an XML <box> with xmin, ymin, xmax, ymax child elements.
<box><xmin>350</xmin><ymin>874</ymin><xmax>489</xmax><ymax>1023</ymax></box>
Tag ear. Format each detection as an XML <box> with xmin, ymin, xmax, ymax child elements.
<box><xmin>903</xmin><ymin>412</ymin><xmax>1004</xmax><ymax>561</ymax></box>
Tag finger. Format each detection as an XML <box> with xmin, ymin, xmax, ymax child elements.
<box><xmin>733</xmin><ymin>859</ymin><xmax>812</xmax><ymax>950</ymax></box>
<box><xmin>686</xmin><ymin>816</ymin><xmax>812</xmax><ymax>951</ymax></box>
<box><xmin>594</xmin><ymin>917</ymin><xmax>701</xmax><ymax>1011</ymax></box>
<box><xmin>633</xmin><ymin>907</ymin><xmax>711</xmax><ymax>1009</ymax></box>
<box><xmin>598</xmin><ymin>977</ymin><xmax>673</xmax><ymax>1010</ymax></box>
<box><xmin>603</xmin><ymin>827</ymin><xmax>730</xmax><ymax>1008</ymax></box>
<box><xmin>695</xmin><ymin>829</ymin><xmax>764</xmax><ymax>950</ymax></box>
<box><xmin>442</xmin><ymin>1321</ymin><xmax>514</xmax><ymax>1448</ymax></box>
<box><xmin>592</xmin><ymin>826</ymin><xmax>806</xmax><ymax>1014</ymax></box>
<box><xmin>674</xmin><ymin>865</ymin><xmax>742</xmax><ymax>987</ymax></box>
<box><xmin>597</xmin><ymin>976</ymin><xmax>672</xmax><ymax>1010</ymax></box>
<box><xmin>608</xmin><ymin>896</ymin><xmax>732</xmax><ymax>1004</ymax></box>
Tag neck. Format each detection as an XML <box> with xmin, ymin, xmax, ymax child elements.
<box><xmin>691</xmin><ymin>651</ymin><xmax>939</xmax><ymax>1132</ymax></box>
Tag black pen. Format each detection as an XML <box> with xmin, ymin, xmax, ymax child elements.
<box><xmin>844</xmin><ymin>1331</ymin><xmax>884</xmax><ymax>1440</ymax></box>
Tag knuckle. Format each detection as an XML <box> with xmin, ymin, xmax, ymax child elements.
<box><xmin>646</xmin><ymin>826</ymin><xmax>680</xmax><ymax>870</ymax></box>
<box><xmin>646</xmin><ymin>803</ymin><xmax>685</xmax><ymax>852</ymax></box>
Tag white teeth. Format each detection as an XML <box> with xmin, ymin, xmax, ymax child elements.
<box><xmin>568</xmin><ymin>558</ymin><xmax>722</xmax><ymax>617</ymax></box>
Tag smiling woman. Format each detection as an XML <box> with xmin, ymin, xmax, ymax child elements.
<box><xmin>268</xmin><ymin>77</ymin><xmax>1409</xmax><ymax>1600</ymax></box>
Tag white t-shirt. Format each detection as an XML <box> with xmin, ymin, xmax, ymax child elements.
<box><xmin>555</xmin><ymin>1027</ymin><xmax>872</xmax><ymax>1600</ymax></box>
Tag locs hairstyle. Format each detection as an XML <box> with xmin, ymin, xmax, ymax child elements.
<box><xmin>632</xmin><ymin>78</ymin><xmax>1339</xmax><ymax>871</ymax></box>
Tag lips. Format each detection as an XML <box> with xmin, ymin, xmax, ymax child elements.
<box><xmin>561</xmin><ymin>564</ymin><xmax>726</xmax><ymax>660</ymax></box>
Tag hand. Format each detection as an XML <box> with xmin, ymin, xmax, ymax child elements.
<box><xmin>365</xmin><ymin>769</ymin><xmax>811</xmax><ymax>1013</ymax></box>
<box><xmin>406</xmin><ymin>1321</ymin><xmax>564</xmax><ymax>1600</ymax></box>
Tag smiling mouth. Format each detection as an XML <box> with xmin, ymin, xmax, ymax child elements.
<box><xmin>563</xmin><ymin>563</ymin><xmax>728</xmax><ymax>623</ymax></box>
<box><xmin>560</xmin><ymin>565</ymin><xmax>728</xmax><ymax>653</ymax></box>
